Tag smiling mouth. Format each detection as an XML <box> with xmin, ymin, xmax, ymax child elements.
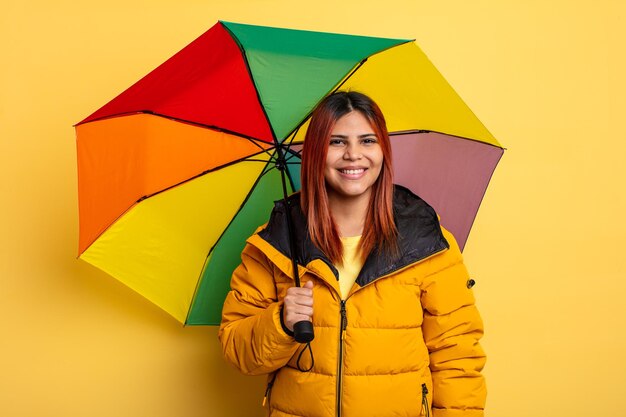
<box><xmin>339</xmin><ymin>168</ymin><xmax>366</xmax><ymax>175</ymax></box>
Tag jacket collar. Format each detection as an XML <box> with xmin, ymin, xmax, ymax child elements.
<box><xmin>257</xmin><ymin>185</ymin><xmax>449</xmax><ymax>287</ymax></box>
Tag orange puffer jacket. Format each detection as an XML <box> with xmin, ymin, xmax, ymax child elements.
<box><xmin>219</xmin><ymin>187</ymin><xmax>486</xmax><ymax>417</ymax></box>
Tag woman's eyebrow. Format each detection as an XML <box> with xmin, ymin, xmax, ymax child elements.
<box><xmin>330</xmin><ymin>133</ymin><xmax>377</xmax><ymax>139</ymax></box>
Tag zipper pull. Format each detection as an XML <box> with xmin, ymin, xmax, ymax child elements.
<box><xmin>421</xmin><ymin>383</ymin><xmax>430</xmax><ymax>417</ymax></box>
<box><xmin>262</xmin><ymin>384</ymin><xmax>270</xmax><ymax>407</ymax></box>
<box><xmin>262</xmin><ymin>376</ymin><xmax>276</xmax><ymax>407</ymax></box>
<box><xmin>340</xmin><ymin>301</ymin><xmax>348</xmax><ymax>334</ymax></box>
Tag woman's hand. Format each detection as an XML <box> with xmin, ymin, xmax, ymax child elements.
<box><xmin>282</xmin><ymin>280</ymin><xmax>314</xmax><ymax>332</ymax></box>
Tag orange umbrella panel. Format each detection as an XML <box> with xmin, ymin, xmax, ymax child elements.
<box><xmin>76</xmin><ymin>114</ymin><xmax>271</xmax><ymax>254</ymax></box>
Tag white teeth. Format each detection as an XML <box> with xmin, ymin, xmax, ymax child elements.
<box><xmin>341</xmin><ymin>169</ymin><xmax>365</xmax><ymax>175</ymax></box>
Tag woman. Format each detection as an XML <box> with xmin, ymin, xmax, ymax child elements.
<box><xmin>219</xmin><ymin>91</ymin><xmax>486</xmax><ymax>417</ymax></box>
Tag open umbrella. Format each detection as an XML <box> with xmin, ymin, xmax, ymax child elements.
<box><xmin>75</xmin><ymin>21</ymin><xmax>503</xmax><ymax>326</ymax></box>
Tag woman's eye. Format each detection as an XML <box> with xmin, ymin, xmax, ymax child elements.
<box><xmin>329</xmin><ymin>139</ymin><xmax>344</xmax><ymax>146</ymax></box>
<box><xmin>362</xmin><ymin>138</ymin><xmax>377</xmax><ymax>144</ymax></box>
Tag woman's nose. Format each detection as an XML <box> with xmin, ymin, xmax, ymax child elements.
<box><xmin>343</xmin><ymin>143</ymin><xmax>362</xmax><ymax>160</ymax></box>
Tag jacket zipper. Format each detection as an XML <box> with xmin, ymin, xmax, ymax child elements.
<box><xmin>336</xmin><ymin>300</ymin><xmax>347</xmax><ymax>417</ymax></box>
<box><xmin>302</xmin><ymin>270</ymin><xmax>346</xmax><ymax>417</ymax></box>
<box><xmin>290</xmin><ymin>248</ymin><xmax>446</xmax><ymax>417</ymax></box>
<box><xmin>421</xmin><ymin>383</ymin><xmax>430</xmax><ymax>417</ymax></box>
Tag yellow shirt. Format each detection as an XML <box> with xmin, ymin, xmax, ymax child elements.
<box><xmin>337</xmin><ymin>235</ymin><xmax>364</xmax><ymax>300</ymax></box>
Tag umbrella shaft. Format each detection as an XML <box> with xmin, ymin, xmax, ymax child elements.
<box><xmin>276</xmin><ymin>146</ymin><xmax>301</xmax><ymax>287</ymax></box>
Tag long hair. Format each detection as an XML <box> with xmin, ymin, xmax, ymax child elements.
<box><xmin>300</xmin><ymin>91</ymin><xmax>398</xmax><ymax>264</ymax></box>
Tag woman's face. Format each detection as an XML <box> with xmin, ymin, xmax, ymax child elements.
<box><xmin>324</xmin><ymin>111</ymin><xmax>384</xmax><ymax>205</ymax></box>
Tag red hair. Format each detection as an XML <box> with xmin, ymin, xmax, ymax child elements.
<box><xmin>300</xmin><ymin>91</ymin><xmax>397</xmax><ymax>264</ymax></box>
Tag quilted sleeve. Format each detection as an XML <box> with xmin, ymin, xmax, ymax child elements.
<box><xmin>218</xmin><ymin>243</ymin><xmax>299</xmax><ymax>375</ymax></box>
<box><xmin>420</xmin><ymin>229</ymin><xmax>487</xmax><ymax>417</ymax></box>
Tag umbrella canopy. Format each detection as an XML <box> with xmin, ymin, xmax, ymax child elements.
<box><xmin>75</xmin><ymin>21</ymin><xmax>503</xmax><ymax>325</ymax></box>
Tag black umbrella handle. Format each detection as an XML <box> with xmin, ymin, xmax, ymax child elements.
<box><xmin>294</xmin><ymin>320</ymin><xmax>315</xmax><ymax>343</ymax></box>
<box><xmin>277</xmin><ymin>146</ymin><xmax>315</xmax><ymax>344</ymax></box>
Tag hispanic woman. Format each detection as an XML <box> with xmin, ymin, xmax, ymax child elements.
<box><xmin>219</xmin><ymin>91</ymin><xmax>486</xmax><ymax>417</ymax></box>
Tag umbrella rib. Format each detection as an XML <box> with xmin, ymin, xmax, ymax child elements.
<box><xmin>285</xmin><ymin>148</ymin><xmax>302</xmax><ymax>159</ymax></box>
<box><xmin>258</xmin><ymin>163</ymin><xmax>277</xmax><ymax>180</ymax></box>
<box><xmin>328</xmin><ymin>38</ymin><xmax>414</xmax><ymax>96</ymax></box>
<box><xmin>329</xmin><ymin>59</ymin><xmax>367</xmax><ymax>94</ymax></box>
<box><xmin>326</xmin><ymin>39</ymin><xmax>414</xmax><ymax>97</ymax></box>
<box><xmin>277</xmin><ymin>39</ymin><xmax>414</xmax><ymax>142</ymax></box>
<box><xmin>252</xmin><ymin>143</ymin><xmax>282</xmax><ymax>161</ymax></box>
<box><xmin>76</xmin><ymin>111</ymin><xmax>272</xmax><ymax>151</ymax></box>
<box><xmin>78</xmin><ymin>150</ymin><xmax>282</xmax><ymax>260</ymax></box>
<box><xmin>390</xmin><ymin>129</ymin><xmax>506</xmax><ymax>150</ymax></box>
<box><xmin>282</xmin><ymin>127</ymin><xmax>301</xmax><ymax>192</ymax></box>
<box><xmin>185</xmin><ymin>159</ymin><xmax>275</xmax><ymax>324</ymax></box>
<box><xmin>137</xmin><ymin>149</ymin><xmax>276</xmax><ymax>202</ymax></box>
<box><xmin>457</xmin><ymin>148</ymin><xmax>505</xmax><ymax>251</ymax></box>
<box><xmin>220</xmin><ymin>22</ymin><xmax>280</xmax><ymax>145</ymax></box>
<box><xmin>279</xmin><ymin>59</ymin><xmax>368</xmax><ymax>142</ymax></box>
<box><xmin>257</xmin><ymin>153</ymin><xmax>299</xmax><ymax>180</ymax></box>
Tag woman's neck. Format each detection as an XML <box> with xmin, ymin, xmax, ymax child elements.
<box><xmin>327</xmin><ymin>192</ymin><xmax>370</xmax><ymax>237</ymax></box>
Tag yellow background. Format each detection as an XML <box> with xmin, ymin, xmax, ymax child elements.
<box><xmin>1</xmin><ymin>0</ymin><xmax>624</xmax><ymax>416</ymax></box>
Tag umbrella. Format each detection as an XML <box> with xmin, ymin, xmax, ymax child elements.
<box><xmin>75</xmin><ymin>21</ymin><xmax>504</xmax><ymax>326</ymax></box>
